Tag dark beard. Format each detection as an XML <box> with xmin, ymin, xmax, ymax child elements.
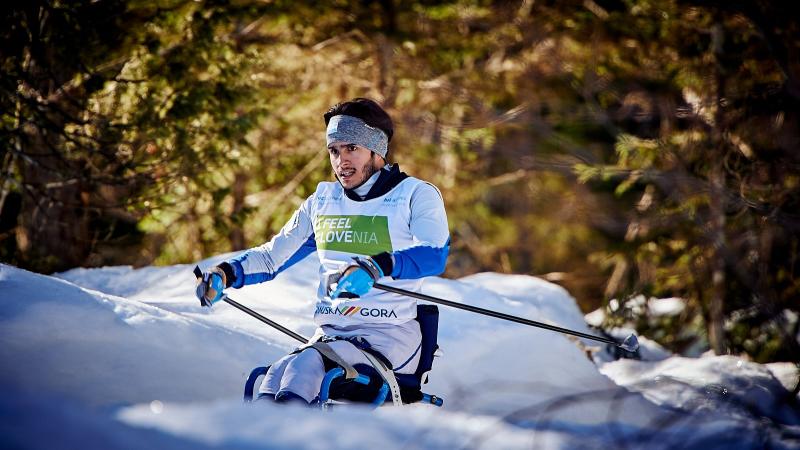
<box><xmin>341</xmin><ymin>157</ymin><xmax>380</xmax><ymax>191</ymax></box>
<box><xmin>357</xmin><ymin>159</ymin><xmax>380</xmax><ymax>187</ymax></box>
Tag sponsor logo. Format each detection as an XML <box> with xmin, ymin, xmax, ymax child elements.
<box><xmin>313</xmin><ymin>215</ymin><xmax>392</xmax><ymax>254</ymax></box>
<box><xmin>382</xmin><ymin>196</ymin><xmax>406</xmax><ymax>205</ymax></box>
<box><xmin>315</xmin><ymin>305</ymin><xmax>398</xmax><ymax>319</ymax></box>
<box><xmin>315</xmin><ymin>194</ymin><xmax>342</xmax><ymax>206</ymax></box>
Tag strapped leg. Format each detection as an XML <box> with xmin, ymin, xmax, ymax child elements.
<box><xmin>308</xmin><ymin>342</ymin><xmax>360</xmax><ymax>380</ymax></box>
<box><xmin>313</xmin><ymin>339</ymin><xmax>404</xmax><ymax>407</ymax></box>
<box><xmin>359</xmin><ymin>350</ymin><xmax>403</xmax><ymax>406</ymax></box>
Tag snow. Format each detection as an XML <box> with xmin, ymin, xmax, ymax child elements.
<box><xmin>584</xmin><ymin>308</ymin><xmax>673</xmax><ymax>363</ymax></box>
<box><xmin>600</xmin><ymin>356</ymin><xmax>799</xmax><ymax>424</ymax></box>
<box><xmin>648</xmin><ymin>297</ymin><xmax>685</xmax><ymax>316</ymax></box>
<box><xmin>2</xmin><ymin>259</ymin><xmax>799</xmax><ymax>449</ymax></box>
<box><xmin>768</xmin><ymin>362</ymin><xmax>800</xmax><ymax>393</ymax></box>
<box><xmin>592</xmin><ymin>295</ymin><xmax>686</xmax><ymax>320</ymax></box>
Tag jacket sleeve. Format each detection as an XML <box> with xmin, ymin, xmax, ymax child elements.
<box><xmin>387</xmin><ymin>182</ymin><xmax>450</xmax><ymax>279</ymax></box>
<box><xmin>226</xmin><ymin>194</ymin><xmax>317</xmax><ymax>288</ymax></box>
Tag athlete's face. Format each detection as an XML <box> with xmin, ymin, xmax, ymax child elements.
<box><xmin>328</xmin><ymin>142</ymin><xmax>383</xmax><ymax>190</ymax></box>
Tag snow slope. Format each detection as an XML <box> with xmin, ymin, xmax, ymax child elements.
<box><xmin>1</xmin><ymin>258</ymin><xmax>798</xmax><ymax>449</ymax></box>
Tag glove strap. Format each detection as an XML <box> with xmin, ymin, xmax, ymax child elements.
<box><xmin>209</xmin><ymin>266</ymin><xmax>227</xmax><ymax>289</ymax></box>
<box><xmin>353</xmin><ymin>256</ymin><xmax>383</xmax><ymax>281</ymax></box>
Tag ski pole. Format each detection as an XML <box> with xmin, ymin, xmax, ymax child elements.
<box><xmin>373</xmin><ymin>283</ymin><xmax>640</xmax><ymax>352</ymax></box>
<box><xmin>194</xmin><ymin>266</ymin><xmax>308</xmax><ymax>344</ymax></box>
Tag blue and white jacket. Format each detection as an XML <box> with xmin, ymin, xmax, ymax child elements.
<box><xmin>224</xmin><ymin>165</ymin><xmax>450</xmax><ymax>327</ymax></box>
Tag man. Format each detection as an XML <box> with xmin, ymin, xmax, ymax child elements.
<box><xmin>197</xmin><ymin>98</ymin><xmax>450</xmax><ymax>404</ymax></box>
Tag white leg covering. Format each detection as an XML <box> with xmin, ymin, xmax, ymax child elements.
<box><xmin>324</xmin><ymin>340</ymin><xmax>373</xmax><ymax>366</ymax></box>
<box><xmin>320</xmin><ymin>319</ymin><xmax>422</xmax><ymax>374</ymax></box>
<box><xmin>259</xmin><ymin>353</ymin><xmax>293</xmax><ymax>397</ymax></box>
<box><xmin>278</xmin><ymin>348</ymin><xmax>325</xmax><ymax>403</ymax></box>
<box><xmin>258</xmin><ymin>340</ymin><xmax>374</xmax><ymax>403</ymax></box>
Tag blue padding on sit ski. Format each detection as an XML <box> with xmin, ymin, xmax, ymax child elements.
<box><xmin>244</xmin><ymin>366</ymin><xmax>269</xmax><ymax>403</ymax></box>
<box><xmin>319</xmin><ymin>368</ymin><xmax>371</xmax><ymax>404</ymax></box>
<box><xmin>373</xmin><ymin>384</ymin><xmax>390</xmax><ymax>406</ymax></box>
<box><xmin>422</xmin><ymin>393</ymin><xmax>444</xmax><ymax>407</ymax></box>
<box><xmin>319</xmin><ymin>368</ymin><xmax>344</xmax><ymax>403</ymax></box>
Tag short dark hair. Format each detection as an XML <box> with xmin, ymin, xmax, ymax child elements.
<box><xmin>324</xmin><ymin>98</ymin><xmax>394</xmax><ymax>143</ymax></box>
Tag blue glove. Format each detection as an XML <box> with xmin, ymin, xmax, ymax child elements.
<box><xmin>330</xmin><ymin>256</ymin><xmax>384</xmax><ymax>299</ymax></box>
<box><xmin>195</xmin><ymin>267</ymin><xmax>227</xmax><ymax>307</ymax></box>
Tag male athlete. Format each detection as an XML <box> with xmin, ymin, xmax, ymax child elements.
<box><xmin>197</xmin><ymin>98</ymin><xmax>449</xmax><ymax>404</ymax></box>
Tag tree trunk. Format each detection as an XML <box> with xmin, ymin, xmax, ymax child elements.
<box><xmin>708</xmin><ymin>148</ymin><xmax>727</xmax><ymax>355</ymax></box>
<box><xmin>11</xmin><ymin>6</ymin><xmax>95</xmax><ymax>273</ymax></box>
<box><xmin>229</xmin><ymin>172</ymin><xmax>247</xmax><ymax>251</ymax></box>
<box><xmin>375</xmin><ymin>1</ymin><xmax>397</xmax><ymax>105</ymax></box>
<box><xmin>708</xmin><ymin>20</ymin><xmax>727</xmax><ymax>355</ymax></box>
<box><xmin>16</xmin><ymin>125</ymin><xmax>92</xmax><ymax>273</ymax></box>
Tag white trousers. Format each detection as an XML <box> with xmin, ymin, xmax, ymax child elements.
<box><xmin>259</xmin><ymin>319</ymin><xmax>421</xmax><ymax>403</ymax></box>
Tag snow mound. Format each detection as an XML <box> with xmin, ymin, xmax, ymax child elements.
<box><xmin>601</xmin><ymin>356</ymin><xmax>800</xmax><ymax>427</ymax></box>
<box><xmin>2</xmin><ymin>261</ymin><xmax>799</xmax><ymax>449</ymax></box>
<box><xmin>0</xmin><ymin>264</ymin><xmax>284</xmax><ymax>408</ymax></box>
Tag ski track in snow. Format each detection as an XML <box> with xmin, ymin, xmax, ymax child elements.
<box><xmin>1</xmin><ymin>259</ymin><xmax>798</xmax><ymax>449</ymax></box>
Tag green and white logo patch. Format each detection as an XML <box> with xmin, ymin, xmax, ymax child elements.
<box><xmin>314</xmin><ymin>215</ymin><xmax>392</xmax><ymax>255</ymax></box>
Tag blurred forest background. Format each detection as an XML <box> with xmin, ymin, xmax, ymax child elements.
<box><xmin>2</xmin><ymin>0</ymin><xmax>798</xmax><ymax>363</ymax></box>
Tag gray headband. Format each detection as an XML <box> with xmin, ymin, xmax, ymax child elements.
<box><xmin>325</xmin><ymin>115</ymin><xmax>388</xmax><ymax>159</ymax></box>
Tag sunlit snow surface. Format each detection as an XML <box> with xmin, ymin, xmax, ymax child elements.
<box><xmin>1</xmin><ymin>258</ymin><xmax>798</xmax><ymax>449</ymax></box>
